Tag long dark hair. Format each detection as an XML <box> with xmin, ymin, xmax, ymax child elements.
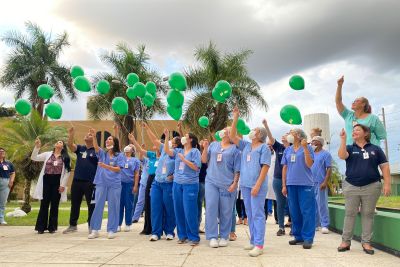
<box><xmin>188</xmin><ymin>133</ymin><xmax>199</xmax><ymax>149</ymax></box>
<box><xmin>54</xmin><ymin>142</ymin><xmax>71</xmax><ymax>172</ymax></box>
<box><xmin>174</xmin><ymin>137</ymin><xmax>183</xmax><ymax>149</ymax></box>
<box><xmin>353</xmin><ymin>124</ymin><xmax>371</xmax><ymax>143</ymax></box>
<box><xmin>110</xmin><ymin>136</ymin><xmax>120</xmax><ymax>155</ymax></box>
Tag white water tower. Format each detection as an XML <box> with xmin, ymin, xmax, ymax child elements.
<box><xmin>304</xmin><ymin>113</ymin><xmax>331</xmax><ymax>149</ymax></box>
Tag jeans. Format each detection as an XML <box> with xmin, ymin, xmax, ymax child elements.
<box><xmin>197</xmin><ymin>182</ymin><xmax>205</xmax><ymax>225</ymax></box>
<box><xmin>173</xmin><ymin>182</ymin><xmax>199</xmax><ymax>242</ymax></box>
<box><xmin>0</xmin><ymin>178</ymin><xmax>10</xmax><ymax>223</ymax></box>
<box><xmin>132</xmin><ymin>183</ymin><xmax>146</xmax><ymax>221</ymax></box>
<box><xmin>273</xmin><ymin>178</ymin><xmax>286</xmax><ymax>229</ymax></box>
<box><xmin>69</xmin><ymin>179</ymin><xmax>95</xmax><ymax>227</ymax></box>
<box><xmin>119</xmin><ymin>182</ymin><xmax>134</xmax><ymax>226</ymax></box>
<box><xmin>151</xmin><ymin>181</ymin><xmax>175</xmax><ymax>238</ymax></box>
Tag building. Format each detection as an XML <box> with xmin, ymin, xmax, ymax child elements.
<box><xmin>389</xmin><ymin>163</ymin><xmax>400</xmax><ymax>195</ymax></box>
<box><xmin>303</xmin><ymin>113</ymin><xmax>331</xmax><ymax>148</ymax></box>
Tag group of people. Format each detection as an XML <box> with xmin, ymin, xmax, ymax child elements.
<box><xmin>0</xmin><ymin>76</ymin><xmax>391</xmax><ymax>257</ymax></box>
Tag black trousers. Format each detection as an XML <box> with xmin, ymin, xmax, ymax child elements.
<box><xmin>35</xmin><ymin>174</ymin><xmax>61</xmax><ymax>232</ymax></box>
<box><xmin>69</xmin><ymin>179</ymin><xmax>95</xmax><ymax>227</ymax></box>
<box><xmin>236</xmin><ymin>190</ymin><xmax>247</xmax><ymax>219</ymax></box>
<box><xmin>142</xmin><ymin>174</ymin><xmax>155</xmax><ymax>234</ymax></box>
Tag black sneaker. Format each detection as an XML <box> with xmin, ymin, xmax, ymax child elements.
<box><xmin>276</xmin><ymin>228</ymin><xmax>286</xmax><ymax>236</ymax></box>
<box><xmin>289</xmin><ymin>239</ymin><xmax>304</xmax><ymax>245</ymax></box>
<box><xmin>132</xmin><ymin>220</ymin><xmax>138</xmax><ymax>223</ymax></box>
<box><xmin>303</xmin><ymin>242</ymin><xmax>312</xmax><ymax>249</ymax></box>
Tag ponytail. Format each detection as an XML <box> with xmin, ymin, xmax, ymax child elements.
<box><xmin>361</xmin><ymin>97</ymin><xmax>372</xmax><ymax>114</ymax></box>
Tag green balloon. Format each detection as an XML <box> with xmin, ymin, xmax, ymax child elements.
<box><xmin>126</xmin><ymin>87</ymin><xmax>137</xmax><ymax>100</ymax></box>
<box><xmin>45</xmin><ymin>102</ymin><xmax>63</xmax><ymax>120</ymax></box>
<box><xmin>112</xmin><ymin>97</ymin><xmax>129</xmax><ymax>115</ymax></box>
<box><xmin>126</xmin><ymin>73</ymin><xmax>139</xmax><ymax>87</ymax></box>
<box><xmin>15</xmin><ymin>99</ymin><xmax>31</xmax><ymax>116</ymax></box>
<box><xmin>70</xmin><ymin>65</ymin><xmax>84</xmax><ymax>78</ymax></box>
<box><xmin>238</xmin><ymin>125</ymin><xmax>251</xmax><ymax>135</ymax></box>
<box><xmin>37</xmin><ymin>84</ymin><xmax>54</xmax><ymax>99</ymax></box>
<box><xmin>198</xmin><ymin>116</ymin><xmax>209</xmax><ymax>128</ymax></box>
<box><xmin>96</xmin><ymin>80</ymin><xmax>110</xmax><ymax>95</ymax></box>
<box><xmin>74</xmin><ymin>76</ymin><xmax>91</xmax><ymax>92</ymax></box>
<box><xmin>280</xmin><ymin>104</ymin><xmax>302</xmax><ymax>125</ymax></box>
<box><xmin>214</xmin><ymin>131</ymin><xmax>222</xmax><ymax>141</ymax></box>
<box><xmin>236</xmin><ymin>118</ymin><xmax>246</xmax><ymax>131</ymax></box>
<box><xmin>133</xmin><ymin>82</ymin><xmax>146</xmax><ymax>98</ymax></box>
<box><xmin>168</xmin><ymin>72</ymin><xmax>187</xmax><ymax>91</ymax></box>
<box><xmin>212</xmin><ymin>87</ymin><xmax>226</xmax><ymax>103</ymax></box>
<box><xmin>167</xmin><ymin>105</ymin><xmax>182</xmax><ymax>121</ymax></box>
<box><xmin>215</xmin><ymin>80</ymin><xmax>232</xmax><ymax>98</ymax></box>
<box><xmin>289</xmin><ymin>75</ymin><xmax>305</xmax><ymax>90</ymax></box>
<box><xmin>167</xmin><ymin>89</ymin><xmax>184</xmax><ymax>108</ymax></box>
<box><xmin>146</xmin><ymin>82</ymin><xmax>157</xmax><ymax>97</ymax></box>
<box><xmin>143</xmin><ymin>93</ymin><xmax>155</xmax><ymax>107</ymax></box>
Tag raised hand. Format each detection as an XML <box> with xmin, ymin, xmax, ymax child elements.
<box><xmin>202</xmin><ymin>139</ymin><xmax>209</xmax><ymax>149</ymax></box>
<box><xmin>68</xmin><ymin>127</ymin><xmax>74</xmax><ymax>136</ymax></box>
<box><xmin>300</xmin><ymin>139</ymin><xmax>308</xmax><ymax>148</ymax></box>
<box><xmin>233</xmin><ymin>105</ymin><xmax>239</xmax><ymax>118</ymax></box>
<box><xmin>164</xmin><ymin>128</ymin><xmax>169</xmax><ymax>137</ymax></box>
<box><xmin>340</xmin><ymin>128</ymin><xmax>346</xmax><ymax>140</ymax></box>
<box><xmin>35</xmin><ymin>137</ymin><xmax>41</xmax><ymax>148</ymax></box>
<box><xmin>89</xmin><ymin>128</ymin><xmax>96</xmax><ymax>136</ymax></box>
<box><xmin>337</xmin><ymin>75</ymin><xmax>344</xmax><ymax>86</ymax></box>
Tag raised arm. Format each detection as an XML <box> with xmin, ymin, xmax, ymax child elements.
<box><xmin>163</xmin><ymin>129</ymin><xmax>175</xmax><ymax>157</ymax></box>
<box><xmin>89</xmin><ymin>128</ymin><xmax>100</xmax><ymax>153</ymax></box>
<box><xmin>338</xmin><ymin>129</ymin><xmax>349</xmax><ymax>160</ymax></box>
<box><xmin>262</xmin><ymin>119</ymin><xmax>275</xmax><ymax>144</ymax></box>
<box><xmin>67</xmin><ymin>127</ymin><xmax>77</xmax><ymax>152</ymax></box>
<box><xmin>31</xmin><ymin>138</ymin><xmax>48</xmax><ymax>162</ymax></box>
<box><xmin>301</xmin><ymin>140</ymin><xmax>313</xmax><ymax>168</ymax></box>
<box><xmin>229</xmin><ymin>106</ymin><xmax>241</xmax><ymax>145</ymax></box>
<box><xmin>128</xmin><ymin>132</ymin><xmax>147</xmax><ymax>155</ymax></box>
<box><xmin>143</xmin><ymin>122</ymin><xmax>161</xmax><ymax>148</ymax></box>
<box><xmin>177</xmin><ymin>121</ymin><xmax>184</xmax><ymax>137</ymax></box>
<box><xmin>335</xmin><ymin>76</ymin><xmax>345</xmax><ymax>114</ymax></box>
<box><xmin>201</xmin><ymin>140</ymin><xmax>209</xmax><ymax>163</ymax></box>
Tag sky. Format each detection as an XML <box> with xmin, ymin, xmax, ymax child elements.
<box><xmin>1</xmin><ymin>0</ymin><xmax>400</xmax><ymax>173</ymax></box>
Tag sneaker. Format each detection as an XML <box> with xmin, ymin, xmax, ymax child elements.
<box><xmin>132</xmin><ymin>220</ymin><xmax>138</xmax><ymax>223</ymax></box>
<box><xmin>248</xmin><ymin>246</ymin><xmax>263</xmax><ymax>257</ymax></box>
<box><xmin>149</xmin><ymin>235</ymin><xmax>159</xmax><ymax>241</ymax></box>
<box><xmin>303</xmin><ymin>242</ymin><xmax>312</xmax><ymax>249</ymax></box>
<box><xmin>321</xmin><ymin>227</ymin><xmax>329</xmax><ymax>234</ymax></box>
<box><xmin>276</xmin><ymin>228</ymin><xmax>286</xmax><ymax>236</ymax></box>
<box><xmin>177</xmin><ymin>239</ymin><xmax>188</xmax><ymax>244</ymax></box>
<box><xmin>218</xmin><ymin>238</ymin><xmax>228</xmax><ymax>247</ymax></box>
<box><xmin>189</xmin><ymin>241</ymin><xmax>199</xmax><ymax>246</ymax></box>
<box><xmin>209</xmin><ymin>238</ymin><xmax>219</xmax><ymax>248</ymax></box>
<box><xmin>62</xmin><ymin>225</ymin><xmax>77</xmax><ymax>234</ymax></box>
<box><xmin>88</xmin><ymin>230</ymin><xmax>100</xmax><ymax>239</ymax></box>
<box><xmin>117</xmin><ymin>226</ymin><xmax>121</xmax><ymax>232</ymax></box>
<box><xmin>107</xmin><ymin>232</ymin><xmax>117</xmax><ymax>239</ymax></box>
<box><xmin>244</xmin><ymin>244</ymin><xmax>254</xmax><ymax>250</ymax></box>
<box><xmin>289</xmin><ymin>239</ymin><xmax>304</xmax><ymax>245</ymax></box>
<box><xmin>166</xmin><ymin>234</ymin><xmax>174</xmax><ymax>240</ymax></box>
<box><xmin>0</xmin><ymin>221</ymin><xmax>8</xmax><ymax>225</ymax></box>
<box><xmin>124</xmin><ymin>226</ymin><xmax>131</xmax><ymax>232</ymax></box>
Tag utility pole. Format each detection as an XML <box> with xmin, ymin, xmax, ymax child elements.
<box><xmin>382</xmin><ymin>107</ymin><xmax>389</xmax><ymax>160</ymax></box>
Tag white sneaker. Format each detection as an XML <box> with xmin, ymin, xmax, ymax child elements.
<box><xmin>315</xmin><ymin>227</ymin><xmax>321</xmax><ymax>231</ymax></box>
<box><xmin>218</xmin><ymin>238</ymin><xmax>228</xmax><ymax>247</ymax></box>
<box><xmin>107</xmin><ymin>232</ymin><xmax>117</xmax><ymax>239</ymax></box>
<box><xmin>248</xmin><ymin>246</ymin><xmax>263</xmax><ymax>257</ymax></box>
<box><xmin>166</xmin><ymin>234</ymin><xmax>174</xmax><ymax>240</ymax></box>
<box><xmin>88</xmin><ymin>230</ymin><xmax>99</xmax><ymax>239</ymax></box>
<box><xmin>117</xmin><ymin>226</ymin><xmax>121</xmax><ymax>232</ymax></box>
<box><xmin>0</xmin><ymin>221</ymin><xmax>8</xmax><ymax>225</ymax></box>
<box><xmin>244</xmin><ymin>244</ymin><xmax>254</xmax><ymax>250</ymax></box>
<box><xmin>124</xmin><ymin>226</ymin><xmax>131</xmax><ymax>232</ymax></box>
<box><xmin>209</xmin><ymin>238</ymin><xmax>219</xmax><ymax>248</ymax></box>
<box><xmin>149</xmin><ymin>235</ymin><xmax>159</xmax><ymax>241</ymax></box>
<box><xmin>321</xmin><ymin>227</ymin><xmax>329</xmax><ymax>234</ymax></box>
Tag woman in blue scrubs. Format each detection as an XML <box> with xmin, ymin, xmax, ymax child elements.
<box><xmin>88</xmin><ymin>128</ymin><xmax>123</xmax><ymax>239</ymax></box>
<box><xmin>281</xmin><ymin>128</ymin><xmax>315</xmax><ymax>249</ymax></box>
<box><xmin>118</xmin><ymin>145</ymin><xmax>140</xmax><ymax>232</ymax></box>
<box><xmin>201</xmin><ymin>127</ymin><xmax>241</xmax><ymax>248</ymax></box>
<box><xmin>165</xmin><ymin>131</ymin><xmax>201</xmax><ymax>246</ymax></box>
<box><xmin>229</xmin><ymin>107</ymin><xmax>271</xmax><ymax>257</ymax></box>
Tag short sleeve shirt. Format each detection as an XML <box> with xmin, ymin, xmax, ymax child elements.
<box><xmin>272</xmin><ymin>140</ymin><xmax>286</xmax><ymax>179</ymax></box>
<box><xmin>155</xmin><ymin>144</ymin><xmax>176</xmax><ymax>183</ymax></box>
<box><xmin>311</xmin><ymin>150</ymin><xmax>332</xmax><ymax>184</ymax></box>
<box><xmin>282</xmin><ymin>145</ymin><xmax>315</xmax><ymax>186</ymax></box>
<box><xmin>0</xmin><ymin>160</ymin><xmax>15</xmax><ymax>178</ymax></box>
<box><xmin>73</xmin><ymin>145</ymin><xmax>98</xmax><ymax>182</ymax></box>
<box><xmin>173</xmin><ymin>148</ymin><xmax>201</xmax><ymax>184</ymax></box>
<box><xmin>93</xmin><ymin>148</ymin><xmax>123</xmax><ymax>188</ymax></box>
<box><xmin>120</xmin><ymin>155</ymin><xmax>140</xmax><ymax>183</ymax></box>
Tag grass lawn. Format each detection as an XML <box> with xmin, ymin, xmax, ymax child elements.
<box><xmin>329</xmin><ymin>196</ymin><xmax>400</xmax><ymax>209</ymax></box>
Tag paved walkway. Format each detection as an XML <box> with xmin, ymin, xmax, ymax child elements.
<box><xmin>0</xmin><ymin>218</ymin><xmax>398</xmax><ymax>267</ymax></box>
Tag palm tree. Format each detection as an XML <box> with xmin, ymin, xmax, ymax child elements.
<box><xmin>0</xmin><ymin>111</ymin><xmax>68</xmax><ymax>213</ymax></box>
<box><xmin>183</xmin><ymin>42</ymin><xmax>267</xmax><ymax>138</ymax></box>
<box><xmin>88</xmin><ymin>43</ymin><xmax>167</xmax><ymax>145</ymax></box>
<box><xmin>0</xmin><ymin>21</ymin><xmax>76</xmax><ymax>117</ymax></box>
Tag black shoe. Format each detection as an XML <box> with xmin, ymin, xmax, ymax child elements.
<box><xmin>49</xmin><ymin>230</ymin><xmax>56</xmax><ymax>234</ymax></box>
<box><xmin>38</xmin><ymin>231</ymin><xmax>44</xmax><ymax>234</ymax></box>
<box><xmin>303</xmin><ymin>242</ymin><xmax>312</xmax><ymax>249</ymax></box>
<box><xmin>289</xmin><ymin>239</ymin><xmax>304</xmax><ymax>245</ymax></box>
<box><xmin>362</xmin><ymin>245</ymin><xmax>374</xmax><ymax>255</ymax></box>
<box><xmin>140</xmin><ymin>231</ymin><xmax>150</xmax><ymax>235</ymax></box>
<box><xmin>337</xmin><ymin>245</ymin><xmax>351</xmax><ymax>252</ymax></box>
<box><xmin>132</xmin><ymin>220</ymin><xmax>138</xmax><ymax>223</ymax></box>
<box><xmin>284</xmin><ymin>223</ymin><xmax>291</xmax><ymax>228</ymax></box>
<box><xmin>276</xmin><ymin>229</ymin><xmax>286</xmax><ymax>236</ymax></box>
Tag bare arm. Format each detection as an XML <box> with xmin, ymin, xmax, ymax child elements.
<box><xmin>380</xmin><ymin>163</ymin><xmax>391</xmax><ymax>196</ymax></box>
<box><xmin>262</xmin><ymin>119</ymin><xmax>275</xmax><ymax>144</ymax></box>
<box><xmin>178</xmin><ymin>153</ymin><xmax>199</xmax><ymax>171</ymax></box>
<box><xmin>89</xmin><ymin>128</ymin><xmax>100</xmax><ymax>153</ymax></box>
<box><xmin>133</xmin><ymin>170</ymin><xmax>139</xmax><ymax>193</ymax></box>
<box><xmin>335</xmin><ymin>76</ymin><xmax>345</xmax><ymax>114</ymax></box>
<box><xmin>8</xmin><ymin>172</ymin><xmax>15</xmax><ymax>188</ymax></box>
<box><xmin>256</xmin><ymin>165</ymin><xmax>269</xmax><ymax>187</ymax></box>
<box><xmin>201</xmin><ymin>140</ymin><xmax>209</xmax><ymax>163</ymax></box>
<box><xmin>301</xmin><ymin>140</ymin><xmax>313</xmax><ymax>168</ymax></box>
<box><xmin>128</xmin><ymin>133</ymin><xmax>147</xmax><ymax>155</ymax></box>
<box><xmin>143</xmin><ymin>122</ymin><xmax>161</xmax><ymax>148</ymax></box>
<box><xmin>282</xmin><ymin>165</ymin><xmax>288</xmax><ymax>196</ymax></box>
<box><xmin>229</xmin><ymin>106</ymin><xmax>241</xmax><ymax>145</ymax></box>
<box><xmin>163</xmin><ymin>129</ymin><xmax>175</xmax><ymax>157</ymax></box>
<box><xmin>67</xmin><ymin>127</ymin><xmax>77</xmax><ymax>152</ymax></box>
<box><xmin>338</xmin><ymin>129</ymin><xmax>349</xmax><ymax>160</ymax></box>
<box><xmin>177</xmin><ymin>121</ymin><xmax>184</xmax><ymax>137</ymax></box>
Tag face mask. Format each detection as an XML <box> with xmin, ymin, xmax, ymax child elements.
<box><xmin>218</xmin><ymin>130</ymin><xmax>226</xmax><ymax>139</ymax></box>
<box><xmin>286</xmin><ymin>134</ymin><xmax>294</xmax><ymax>144</ymax></box>
<box><xmin>168</xmin><ymin>140</ymin><xmax>173</xmax><ymax>149</ymax></box>
<box><xmin>106</xmin><ymin>145</ymin><xmax>114</xmax><ymax>150</ymax></box>
<box><xmin>248</xmin><ymin>130</ymin><xmax>256</xmax><ymax>140</ymax></box>
<box><xmin>181</xmin><ymin>137</ymin><xmax>187</xmax><ymax>145</ymax></box>
<box><xmin>311</xmin><ymin>145</ymin><xmax>317</xmax><ymax>151</ymax></box>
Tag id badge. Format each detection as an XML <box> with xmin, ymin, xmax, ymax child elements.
<box><xmin>246</xmin><ymin>153</ymin><xmax>251</xmax><ymax>162</ymax></box>
<box><xmin>82</xmin><ymin>152</ymin><xmax>87</xmax><ymax>159</ymax></box>
<box><xmin>154</xmin><ymin>161</ymin><xmax>159</xmax><ymax>167</ymax></box>
<box><xmin>290</xmin><ymin>154</ymin><xmax>296</xmax><ymax>163</ymax></box>
<box><xmin>217</xmin><ymin>153</ymin><xmax>223</xmax><ymax>162</ymax></box>
<box><xmin>162</xmin><ymin>165</ymin><xmax>167</xmax><ymax>174</ymax></box>
<box><xmin>179</xmin><ymin>162</ymin><xmax>185</xmax><ymax>171</ymax></box>
<box><xmin>124</xmin><ymin>163</ymin><xmax>129</xmax><ymax>169</ymax></box>
<box><xmin>53</xmin><ymin>161</ymin><xmax>58</xmax><ymax>166</ymax></box>
<box><xmin>3</xmin><ymin>165</ymin><xmax>8</xmax><ymax>171</ymax></box>
<box><xmin>363</xmin><ymin>152</ymin><xmax>369</xmax><ymax>159</ymax></box>
<box><xmin>110</xmin><ymin>161</ymin><xmax>114</xmax><ymax>166</ymax></box>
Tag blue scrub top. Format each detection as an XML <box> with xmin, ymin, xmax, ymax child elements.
<box><xmin>206</xmin><ymin>141</ymin><xmax>241</xmax><ymax>188</ymax></box>
<box><xmin>155</xmin><ymin>144</ymin><xmax>175</xmax><ymax>183</ymax></box>
<box><xmin>147</xmin><ymin>151</ymin><xmax>157</xmax><ymax>175</ymax></box>
<box><xmin>173</xmin><ymin>148</ymin><xmax>201</xmax><ymax>184</ymax></box>
<box><xmin>311</xmin><ymin>150</ymin><xmax>332</xmax><ymax>184</ymax></box>
<box><xmin>237</xmin><ymin>140</ymin><xmax>271</xmax><ymax>190</ymax></box>
<box><xmin>282</xmin><ymin>145</ymin><xmax>315</xmax><ymax>186</ymax></box>
<box><xmin>140</xmin><ymin>158</ymin><xmax>149</xmax><ymax>186</ymax></box>
<box><xmin>120</xmin><ymin>155</ymin><xmax>140</xmax><ymax>183</ymax></box>
<box><xmin>93</xmin><ymin>148</ymin><xmax>124</xmax><ymax>188</ymax></box>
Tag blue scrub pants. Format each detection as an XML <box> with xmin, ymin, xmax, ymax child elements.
<box><xmin>314</xmin><ymin>183</ymin><xmax>330</xmax><ymax>228</ymax></box>
<box><xmin>273</xmin><ymin>178</ymin><xmax>286</xmax><ymax>229</ymax></box>
<box><xmin>132</xmin><ymin>183</ymin><xmax>146</xmax><ymax>221</ymax></box>
<box><xmin>205</xmin><ymin>182</ymin><xmax>236</xmax><ymax>240</ymax></box>
<box><xmin>197</xmin><ymin>182</ymin><xmax>205</xmax><ymax>225</ymax></box>
<box><xmin>241</xmin><ymin>185</ymin><xmax>268</xmax><ymax>247</ymax></box>
<box><xmin>173</xmin><ymin>182</ymin><xmax>199</xmax><ymax>242</ymax></box>
<box><xmin>151</xmin><ymin>181</ymin><xmax>176</xmax><ymax>238</ymax></box>
<box><xmin>119</xmin><ymin>182</ymin><xmax>134</xmax><ymax>226</ymax></box>
<box><xmin>90</xmin><ymin>185</ymin><xmax>121</xmax><ymax>233</ymax></box>
<box><xmin>287</xmin><ymin>185</ymin><xmax>316</xmax><ymax>243</ymax></box>
<box><xmin>231</xmin><ymin>194</ymin><xmax>237</xmax><ymax>233</ymax></box>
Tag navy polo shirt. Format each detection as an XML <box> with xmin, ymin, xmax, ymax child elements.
<box><xmin>272</xmin><ymin>140</ymin><xmax>285</xmax><ymax>179</ymax></box>
<box><xmin>73</xmin><ymin>145</ymin><xmax>99</xmax><ymax>182</ymax></box>
<box><xmin>199</xmin><ymin>163</ymin><xmax>207</xmax><ymax>183</ymax></box>
<box><xmin>345</xmin><ymin>143</ymin><xmax>387</xmax><ymax>186</ymax></box>
<box><xmin>0</xmin><ymin>160</ymin><xmax>15</xmax><ymax>178</ymax></box>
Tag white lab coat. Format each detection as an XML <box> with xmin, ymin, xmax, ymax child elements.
<box><xmin>266</xmin><ymin>154</ymin><xmax>276</xmax><ymax>200</ymax></box>
<box><xmin>31</xmin><ymin>147</ymin><xmax>70</xmax><ymax>202</ymax></box>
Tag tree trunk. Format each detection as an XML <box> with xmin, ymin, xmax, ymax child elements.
<box><xmin>21</xmin><ymin>179</ymin><xmax>32</xmax><ymax>213</ymax></box>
